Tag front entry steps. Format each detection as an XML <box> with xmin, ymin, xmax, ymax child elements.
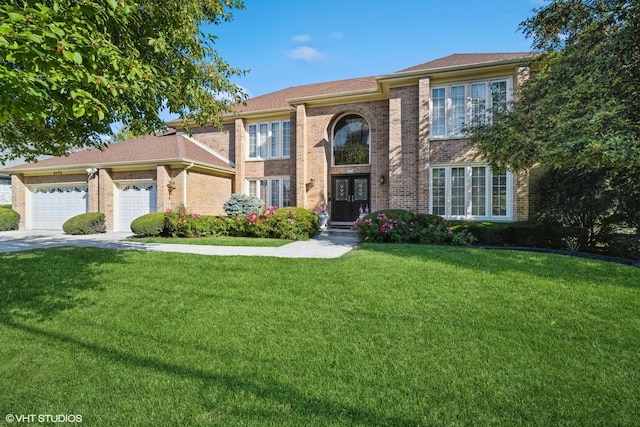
<box><xmin>318</xmin><ymin>225</ymin><xmax>358</xmax><ymax>238</ymax></box>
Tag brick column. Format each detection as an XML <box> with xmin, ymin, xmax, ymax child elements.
<box><xmin>87</xmin><ymin>172</ymin><xmax>99</xmax><ymax>212</ymax></box>
<box><xmin>98</xmin><ymin>168</ymin><xmax>115</xmax><ymax>231</ymax></box>
<box><xmin>417</xmin><ymin>77</ymin><xmax>430</xmax><ymax>214</ymax></box>
<box><xmin>11</xmin><ymin>174</ymin><xmax>26</xmax><ymax>229</ymax></box>
<box><xmin>388</xmin><ymin>95</ymin><xmax>402</xmax><ymax>210</ymax></box>
<box><xmin>156</xmin><ymin>165</ymin><xmax>171</xmax><ymax>212</ymax></box>
<box><xmin>233</xmin><ymin>118</ymin><xmax>245</xmax><ymax>194</ymax></box>
<box><xmin>295</xmin><ymin>103</ymin><xmax>307</xmax><ymax>208</ymax></box>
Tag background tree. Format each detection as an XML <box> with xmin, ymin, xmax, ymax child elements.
<box><xmin>0</xmin><ymin>0</ymin><xmax>247</xmax><ymax>163</ymax></box>
<box><xmin>467</xmin><ymin>0</ymin><xmax>639</xmax><ymax>172</ymax></box>
<box><xmin>466</xmin><ymin>0</ymin><xmax>639</xmax><ymax>256</ymax></box>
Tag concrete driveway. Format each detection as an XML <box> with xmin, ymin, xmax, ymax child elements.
<box><xmin>0</xmin><ymin>230</ymin><xmax>359</xmax><ymax>259</ymax></box>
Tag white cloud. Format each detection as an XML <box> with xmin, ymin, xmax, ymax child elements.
<box><xmin>329</xmin><ymin>31</ymin><xmax>343</xmax><ymax>39</ymax></box>
<box><xmin>288</xmin><ymin>46</ymin><xmax>327</xmax><ymax>62</ymax></box>
<box><xmin>292</xmin><ymin>34</ymin><xmax>312</xmax><ymax>43</ymax></box>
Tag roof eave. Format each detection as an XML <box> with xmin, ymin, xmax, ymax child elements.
<box><xmin>286</xmin><ymin>87</ymin><xmax>384</xmax><ymax>107</ymax></box>
<box><xmin>378</xmin><ymin>55</ymin><xmax>537</xmax><ymax>83</ymax></box>
<box><xmin>2</xmin><ymin>158</ymin><xmax>235</xmax><ymax>176</ymax></box>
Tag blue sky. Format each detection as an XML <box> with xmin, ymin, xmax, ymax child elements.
<box><xmin>205</xmin><ymin>0</ymin><xmax>547</xmax><ymax>99</ymax></box>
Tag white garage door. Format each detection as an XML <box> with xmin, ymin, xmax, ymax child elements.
<box><xmin>117</xmin><ymin>183</ymin><xmax>157</xmax><ymax>232</ymax></box>
<box><xmin>30</xmin><ymin>186</ymin><xmax>88</xmax><ymax>229</ymax></box>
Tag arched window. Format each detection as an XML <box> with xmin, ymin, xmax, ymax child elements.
<box><xmin>333</xmin><ymin>114</ymin><xmax>370</xmax><ymax>166</ymax></box>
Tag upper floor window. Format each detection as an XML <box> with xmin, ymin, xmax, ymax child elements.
<box><xmin>247</xmin><ymin>120</ymin><xmax>291</xmax><ymax>159</ymax></box>
<box><xmin>430</xmin><ymin>78</ymin><xmax>512</xmax><ymax>138</ymax></box>
<box><xmin>333</xmin><ymin>114</ymin><xmax>370</xmax><ymax>166</ymax></box>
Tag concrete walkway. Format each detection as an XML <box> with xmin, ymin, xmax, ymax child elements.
<box><xmin>0</xmin><ymin>230</ymin><xmax>359</xmax><ymax>259</ymax></box>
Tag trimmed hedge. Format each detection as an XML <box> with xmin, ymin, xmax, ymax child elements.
<box><xmin>450</xmin><ymin>221</ymin><xmax>639</xmax><ymax>261</ymax></box>
<box><xmin>449</xmin><ymin>221</ymin><xmax>565</xmax><ymax>248</ymax></box>
<box><xmin>62</xmin><ymin>212</ymin><xmax>106</xmax><ymax>235</ymax></box>
<box><xmin>0</xmin><ymin>206</ymin><xmax>20</xmax><ymax>231</ymax></box>
<box><xmin>130</xmin><ymin>212</ymin><xmax>166</xmax><ymax>237</ymax></box>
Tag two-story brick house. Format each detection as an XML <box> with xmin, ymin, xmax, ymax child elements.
<box><xmin>3</xmin><ymin>52</ymin><xmax>537</xmax><ymax>231</ymax></box>
<box><xmin>180</xmin><ymin>52</ymin><xmax>536</xmax><ymax>225</ymax></box>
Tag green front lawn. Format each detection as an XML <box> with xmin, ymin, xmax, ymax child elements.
<box><xmin>1</xmin><ymin>245</ymin><xmax>638</xmax><ymax>426</ymax></box>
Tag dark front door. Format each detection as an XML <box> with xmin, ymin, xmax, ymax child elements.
<box><xmin>332</xmin><ymin>175</ymin><xmax>370</xmax><ymax>222</ymax></box>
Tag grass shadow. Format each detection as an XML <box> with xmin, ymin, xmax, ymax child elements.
<box><xmin>3</xmin><ymin>319</ymin><xmax>418</xmax><ymax>426</ymax></box>
<box><xmin>0</xmin><ymin>247</ymin><xmax>130</xmax><ymax>322</ymax></box>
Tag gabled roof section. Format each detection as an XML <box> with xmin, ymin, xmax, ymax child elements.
<box><xmin>397</xmin><ymin>52</ymin><xmax>534</xmax><ymax>73</ymax></box>
<box><xmin>1</xmin><ymin>132</ymin><xmax>234</xmax><ymax>174</ymax></box>
<box><xmin>234</xmin><ymin>77</ymin><xmax>378</xmax><ymax>114</ymax></box>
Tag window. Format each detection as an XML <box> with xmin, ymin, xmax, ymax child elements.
<box><xmin>333</xmin><ymin>114</ymin><xmax>370</xmax><ymax>165</ymax></box>
<box><xmin>247</xmin><ymin>120</ymin><xmax>291</xmax><ymax>159</ymax></box>
<box><xmin>430</xmin><ymin>78</ymin><xmax>512</xmax><ymax>138</ymax></box>
<box><xmin>429</xmin><ymin>165</ymin><xmax>511</xmax><ymax>220</ymax></box>
<box><xmin>247</xmin><ymin>177</ymin><xmax>291</xmax><ymax>208</ymax></box>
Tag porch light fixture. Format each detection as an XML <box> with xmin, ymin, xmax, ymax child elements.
<box><xmin>306</xmin><ymin>178</ymin><xmax>315</xmax><ymax>191</ymax></box>
<box><xmin>379</xmin><ymin>174</ymin><xmax>386</xmax><ymax>185</ymax></box>
<box><xmin>86</xmin><ymin>168</ymin><xmax>97</xmax><ymax>180</ymax></box>
<box><xmin>167</xmin><ymin>179</ymin><xmax>177</xmax><ymax>193</ymax></box>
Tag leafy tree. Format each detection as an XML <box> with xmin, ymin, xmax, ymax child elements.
<box><xmin>0</xmin><ymin>0</ymin><xmax>247</xmax><ymax>162</ymax></box>
<box><xmin>467</xmin><ymin>0</ymin><xmax>639</xmax><ymax>172</ymax></box>
<box><xmin>535</xmin><ymin>167</ymin><xmax>619</xmax><ymax>250</ymax></box>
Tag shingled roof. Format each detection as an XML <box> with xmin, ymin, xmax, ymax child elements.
<box><xmin>228</xmin><ymin>53</ymin><xmax>534</xmax><ymax>115</ymax></box>
<box><xmin>235</xmin><ymin>76</ymin><xmax>378</xmax><ymax>114</ymax></box>
<box><xmin>2</xmin><ymin>132</ymin><xmax>234</xmax><ymax>173</ymax></box>
<box><xmin>397</xmin><ymin>52</ymin><xmax>534</xmax><ymax>73</ymax></box>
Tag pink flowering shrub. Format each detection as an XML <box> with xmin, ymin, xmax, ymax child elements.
<box><xmin>353</xmin><ymin>209</ymin><xmax>475</xmax><ymax>245</ymax></box>
<box><xmin>134</xmin><ymin>204</ymin><xmax>318</xmax><ymax>240</ymax></box>
<box><xmin>227</xmin><ymin>206</ymin><xmax>319</xmax><ymax>240</ymax></box>
<box><xmin>164</xmin><ymin>204</ymin><xmax>209</xmax><ymax>237</ymax></box>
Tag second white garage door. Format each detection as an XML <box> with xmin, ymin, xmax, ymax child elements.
<box><xmin>30</xmin><ymin>186</ymin><xmax>88</xmax><ymax>230</ymax></box>
<box><xmin>117</xmin><ymin>183</ymin><xmax>157</xmax><ymax>232</ymax></box>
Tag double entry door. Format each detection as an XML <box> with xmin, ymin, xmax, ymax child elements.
<box><xmin>331</xmin><ymin>175</ymin><xmax>370</xmax><ymax>222</ymax></box>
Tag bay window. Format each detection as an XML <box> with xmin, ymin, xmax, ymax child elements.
<box><xmin>430</xmin><ymin>78</ymin><xmax>512</xmax><ymax>138</ymax></box>
<box><xmin>430</xmin><ymin>165</ymin><xmax>512</xmax><ymax>220</ymax></box>
<box><xmin>247</xmin><ymin>120</ymin><xmax>291</xmax><ymax>159</ymax></box>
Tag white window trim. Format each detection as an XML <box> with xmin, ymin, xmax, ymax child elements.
<box><xmin>430</xmin><ymin>77</ymin><xmax>513</xmax><ymax>139</ymax></box>
<box><xmin>245</xmin><ymin>176</ymin><xmax>291</xmax><ymax>208</ymax></box>
<box><xmin>429</xmin><ymin>164</ymin><xmax>513</xmax><ymax>221</ymax></box>
<box><xmin>246</xmin><ymin>120</ymin><xmax>291</xmax><ymax>160</ymax></box>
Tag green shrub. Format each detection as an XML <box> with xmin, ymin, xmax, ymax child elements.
<box><xmin>449</xmin><ymin>221</ymin><xmax>564</xmax><ymax>248</ymax></box>
<box><xmin>354</xmin><ymin>210</ymin><xmax>474</xmax><ymax>245</ymax></box>
<box><xmin>223</xmin><ymin>194</ymin><xmax>264</xmax><ymax>216</ymax></box>
<box><xmin>267</xmin><ymin>207</ymin><xmax>319</xmax><ymax>240</ymax></box>
<box><xmin>62</xmin><ymin>212</ymin><xmax>106</xmax><ymax>235</ymax></box>
<box><xmin>603</xmin><ymin>233</ymin><xmax>640</xmax><ymax>261</ymax></box>
<box><xmin>199</xmin><ymin>215</ymin><xmax>229</xmax><ymax>236</ymax></box>
<box><xmin>130</xmin><ymin>212</ymin><xmax>165</xmax><ymax>237</ymax></box>
<box><xmin>0</xmin><ymin>206</ymin><xmax>20</xmax><ymax>231</ymax></box>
